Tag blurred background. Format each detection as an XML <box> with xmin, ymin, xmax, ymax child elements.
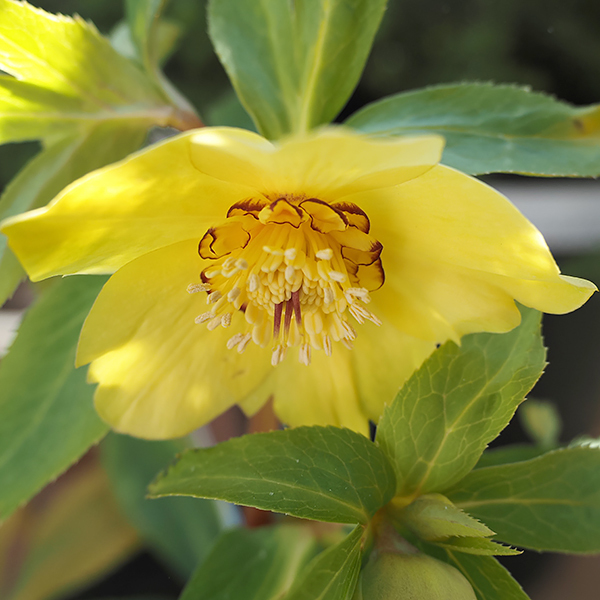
<box><xmin>1</xmin><ymin>0</ymin><xmax>599</xmax><ymax>598</ymax></box>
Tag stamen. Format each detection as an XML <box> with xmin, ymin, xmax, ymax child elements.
<box><xmin>345</xmin><ymin>287</ymin><xmax>371</xmax><ymax>303</ymax></box>
<box><xmin>248</xmin><ymin>273</ymin><xmax>260</xmax><ymax>292</ymax></box>
<box><xmin>341</xmin><ymin>320</ymin><xmax>357</xmax><ymax>340</ymax></box>
<box><xmin>316</xmin><ymin>248</ymin><xmax>333</xmax><ymax>260</ymax></box>
<box><xmin>341</xmin><ymin>338</ymin><xmax>354</xmax><ymax>350</ymax></box>
<box><xmin>271</xmin><ymin>344</ymin><xmax>286</xmax><ymax>366</ymax></box>
<box><xmin>207</xmin><ymin>316</ymin><xmax>222</xmax><ymax>331</ymax></box>
<box><xmin>194</xmin><ymin>197</ymin><xmax>385</xmax><ymax>361</ymax></box>
<box><xmin>323</xmin><ymin>335</ymin><xmax>332</xmax><ymax>356</ymax></box>
<box><xmin>187</xmin><ymin>283</ymin><xmax>211</xmax><ymax>294</ymax></box>
<box><xmin>285</xmin><ymin>265</ymin><xmax>296</xmax><ymax>284</ymax></box>
<box><xmin>227</xmin><ymin>332</ymin><xmax>244</xmax><ymax>350</ymax></box>
<box><xmin>299</xmin><ymin>343</ymin><xmax>311</xmax><ymax>366</ymax></box>
<box><xmin>227</xmin><ymin>286</ymin><xmax>241</xmax><ymax>302</ymax></box>
<box><xmin>328</xmin><ymin>270</ymin><xmax>346</xmax><ymax>282</ymax></box>
<box><xmin>237</xmin><ymin>333</ymin><xmax>252</xmax><ymax>353</ymax></box>
<box><xmin>207</xmin><ymin>291</ymin><xmax>222</xmax><ymax>304</ymax></box>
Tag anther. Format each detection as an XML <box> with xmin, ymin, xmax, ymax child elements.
<box><xmin>341</xmin><ymin>338</ymin><xmax>354</xmax><ymax>350</ymax></box>
<box><xmin>341</xmin><ymin>320</ymin><xmax>357</xmax><ymax>340</ymax></box>
<box><xmin>344</xmin><ymin>287</ymin><xmax>371</xmax><ymax>304</ymax></box>
<box><xmin>248</xmin><ymin>273</ymin><xmax>260</xmax><ymax>292</ymax></box>
<box><xmin>299</xmin><ymin>343</ymin><xmax>311</xmax><ymax>366</ymax></box>
<box><xmin>207</xmin><ymin>316</ymin><xmax>222</xmax><ymax>331</ymax></box>
<box><xmin>237</xmin><ymin>333</ymin><xmax>252</xmax><ymax>353</ymax></box>
<box><xmin>323</xmin><ymin>288</ymin><xmax>334</xmax><ymax>304</ymax></box>
<box><xmin>323</xmin><ymin>335</ymin><xmax>332</xmax><ymax>356</ymax></box>
<box><xmin>226</xmin><ymin>333</ymin><xmax>244</xmax><ymax>350</ymax></box>
<box><xmin>284</xmin><ymin>248</ymin><xmax>297</xmax><ymax>261</ymax></box>
<box><xmin>328</xmin><ymin>270</ymin><xmax>346</xmax><ymax>282</ymax></box>
<box><xmin>271</xmin><ymin>344</ymin><xmax>286</xmax><ymax>366</ymax></box>
<box><xmin>187</xmin><ymin>283</ymin><xmax>211</xmax><ymax>294</ymax></box>
<box><xmin>207</xmin><ymin>291</ymin><xmax>222</xmax><ymax>304</ymax></box>
<box><xmin>195</xmin><ymin>312</ymin><xmax>213</xmax><ymax>324</ymax></box>
<box><xmin>227</xmin><ymin>286</ymin><xmax>241</xmax><ymax>302</ymax></box>
<box><xmin>316</xmin><ymin>248</ymin><xmax>333</xmax><ymax>260</ymax></box>
<box><xmin>221</xmin><ymin>313</ymin><xmax>232</xmax><ymax>327</ymax></box>
<box><xmin>285</xmin><ymin>265</ymin><xmax>296</xmax><ymax>284</ymax></box>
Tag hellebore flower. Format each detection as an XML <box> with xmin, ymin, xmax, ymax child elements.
<box><xmin>2</xmin><ymin>128</ymin><xmax>595</xmax><ymax>439</ymax></box>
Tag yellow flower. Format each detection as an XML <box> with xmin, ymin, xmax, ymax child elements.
<box><xmin>2</xmin><ymin>128</ymin><xmax>595</xmax><ymax>439</ymax></box>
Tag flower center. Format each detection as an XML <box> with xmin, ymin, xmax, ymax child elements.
<box><xmin>189</xmin><ymin>195</ymin><xmax>385</xmax><ymax>366</ymax></box>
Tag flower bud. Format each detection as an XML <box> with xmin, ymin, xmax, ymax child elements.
<box><xmin>354</xmin><ymin>552</ymin><xmax>476</xmax><ymax>600</ymax></box>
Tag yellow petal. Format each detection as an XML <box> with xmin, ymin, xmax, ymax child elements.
<box><xmin>2</xmin><ymin>128</ymin><xmax>272</xmax><ymax>281</ymax></box>
<box><xmin>352</xmin><ymin>164</ymin><xmax>595</xmax><ymax>341</ymax></box>
<box><xmin>78</xmin><ymin>240</ymin><xmax>272</xmax><ymax>439</ymax></box>
<box><xmin>374</xmin><ymin>257</ymin><xmax>523</xmax><ymax>342</ymax></box>
<box><xmin>273</xmin><ymin>128</ymin><xmax>444</xmax><ymax>199</ymax></box>
<box><xmin>356</xmin><ymin>165</ymin><xmax>562</xmax><ymax>280</ymax></box>
<box><xmin>350</xmin><ymin>315</ymin><xmax>436</xmax><ymax>423</ymax></box>
<box><xmin>239</xmin><ymin>347</ymin><xmax>371</xmax><ymax>436</ymax></box>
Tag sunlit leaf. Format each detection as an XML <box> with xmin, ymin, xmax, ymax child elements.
<box><xmin>208</xmin><ymin>0</ymin><xmax>387</xmax><ymax>138</ymax></box>
<box><xmin>180</xmin><ymin>525</ymin><xmax>317</xmax><ymax>600</ymax></box>
<box><xmin>149</xmin><ymin>426</ymin><xmax>396</xmax><ymax>525</ymax></box>
<box><xmin>0</xmin><ymin>276</ymin><xmax>109</xmax><ymax>520</ymax></box>
<box><xmin>376</xmin><ymin>307</ymin><xmax>545</xmax><ymax>499</ymax></box>
<box><xmin>101</xmin><ymin>433</ymin><xmax>227</xmax><ymax>579</ymax></box>
<box><xmin>0</xmin><ymin>461</ymin><xmax>139</xmax><ymax>600</ymax></box>
<box><xmin>346</xmin><ymin>83</ymin><xmax>600</xmax><ymax>176</ymax></box>
<box><xmin>446</xmin><ymin>446</ymin><xmax>600</xmax><ymax>553</ymax></box>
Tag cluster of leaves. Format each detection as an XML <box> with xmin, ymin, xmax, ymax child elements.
<box><xmin>146</xmin><ymin>307</ymin><xmax>600</xmax><ymax>600</ymax></box>
<box><xmin>0</xmin><ymin>0</ymin><xmax>599</xmax><ymax>599</ymax></box>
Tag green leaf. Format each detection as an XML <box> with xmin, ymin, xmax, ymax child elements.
<box><xmin>0</xmin><ymin>122</ymin><xmax>148</xmax><ymax>304</ymax></box>
<box><xmin>397</xmin><ymin>493</ymin><xmax>494</xmax><ymax>541</ymax></box>
<box><xmin>446</xmin><ymin>446</ymin><xmax>600</xmax><ymax>553</ymax></box>
<box><xmin>346</xmin><ymin>83</ymin><xmax>600</xmax><ymax>176</ymax></box>
<box><xmin>125</xmin><ymin>0</ymin><xmax>168</xmax><ymax>68</ymax></box>
<box><xmin>149</xmin><ymin>426</ymin><xmax>396</xmax><ymax>525</ymax></box>
<box><xmin>518</xmin><ymin>398</ymin><xmax>561</xmax><ymax>449</ymax></box>
<box><xmin>208</xmin><ymin>0</ymin><xmax>387</xmax><ymax>138</ymax></box>
<box><xmin>475</xmin><ymin>444</ymin><xmax>547</xmax><ymax>469</ymax></box>
<box><xmin>0</xmin><ymin>248</ymin><xmax>24</xmax><ymax>306</ymax></box>
<box><xmin>0</xmin><ymin>276</ymin><xmax>109</xmax><ymax>520</ymax></box>
<box><xmin>376</xmin><ymin>306</ymin><xmax>546</xmax><ymax>499</ymax></box>
<box><xmin>0</xmin><ymin>0</ymin><xmax>196</xmax><ymax>141</ymax></box>
<box><xmin>111</xmin><ymin>18</ymin><xmax>181</xmax><ymax>68</ymax></box>
<box><xmin>419</xmin><ymin>544</ymin><xmax>530</xmax><ymax>600</ymax></box>
<box><xmin>101</xmin><ymin>433</ymin><xmax>227</xmax><ymax>580</ymax></box>
<box><xmin>180</xmin><ymin>525</ymin><xmax>317</xmax><ymax>600</ymax></box>
<box><xmin>435</xmin><ymin>537</ymin><xmax>521</xmax><ymax>557</ymax></box>
<box><xmin>0</xmin><ymin>458</ymin><xmax>139</xmax><ymax>600</ymax></box>
<box><xmin>286</xmin><ymin>525</ymin><xmax>363</xmax><ymax>600</ymax></box>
